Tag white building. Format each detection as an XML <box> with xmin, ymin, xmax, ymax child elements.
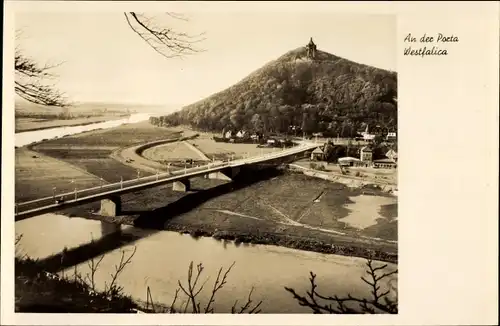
<box><xmin>386</xmin><ymin>132</ymin><xmax>397</xmax><ymax>141</ymax></box>
<box><xmin>360</xmin><ymin>125</ymin><xmax>376</xmax><ymax>141</ymax></box>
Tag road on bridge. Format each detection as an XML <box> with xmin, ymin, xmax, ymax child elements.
<box><xmin>15</xmin><ymin>143</ymin><xmax>319</xmax><ymax>221</ymax></box>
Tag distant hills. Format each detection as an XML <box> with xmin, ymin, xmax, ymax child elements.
<box><xmin>151</xmin><ymin>42</ymin><xmax>397</xmax><ymax>137</ymax></box>
<box><xmin>15</xmin><ymin>98</ymin><xmax>179</xmax><ymax>116</ymax></box>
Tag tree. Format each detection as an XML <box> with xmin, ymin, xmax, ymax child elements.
<box><xmin>229</xmin><ymin>109</ymin><xmax>244</xmax><ymax>129</ymax></box>
<box><xmin>15</xmin><ymin>31</ymin><xmax>70</xmax><ymax>107</ymax></box>
<box><xmin>123</xmin><ymin>12</ymin><xmax>206</xmax><ymax>59</ymax></box>
<box><xmin>251</xmin><ymin>113</ymin><xmax>264</xmax><ymax>133</ymax></box>
<box><xmin>285</xmin><ymin>259</ymin><xmax>398</xmax><ymax>314</ymax></box>
<box><xmin>15</xmin><ymin>13</ymin><xmax>206</xmax><ymax>107</ymax></box>
<box><xmin>373</xmin><ymin>134</ymin><xmax>384</xmax><ymax>147</ymax></box>
<box><xmin>325</xmin><ymin>145</ymin><xmax>346</xmax><ymax>163</ymax></box>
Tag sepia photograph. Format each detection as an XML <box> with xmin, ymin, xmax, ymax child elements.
<box><xmin>11</xmin><ymin>9</ymin><xmax>399</xmax><ymax>314</ymax></box>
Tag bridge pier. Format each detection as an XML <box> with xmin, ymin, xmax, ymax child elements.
<box><xmin>207</xmin><ymin>171</ymin><xmax>232</xmax><ymax>181</ymax></box>
<box><xmin>173</xmin><ymin>179</ymin><xmax>191</xmax><ymax>192</ymax></box>
<box><xmin>99</xmin><ymin>196</ymin><xmax>122</xmax><ymax>217</ymax></box>
<box><xmin>207</xmin><ymin>166</ymin><xmax>240</xmax><ymax>181</ymax></box>
<box><xmin>99</xmin><ymin>196</ymin><xmax>122</xmax><ymax>236</ymax></box>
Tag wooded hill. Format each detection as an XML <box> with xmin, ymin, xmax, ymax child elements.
<box><xmin>150</xmin><ymin>46</ymin><xmax>397</xmax><ymax>137</ymax></box>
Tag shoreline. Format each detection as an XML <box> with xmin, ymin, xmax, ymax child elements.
<box><xmin>16</xmin><ymin>120</ymin><xmax>110</xmax><ymax>134</ymax></box>
<box><xmin>15</xmin><ymin>114</ymin><xmax>131</xmax><ymax>134</ymax></box>
<box><xmin>163</xmin><ymin>224</ymin><xmax>397</xmax><ymax>264</ymax></box>
<box><xmin>67</xmin><ymin>212</ymin><xmax>398</xmax><ymax>264</ymax></box>
<box><xmin>65</xmin><ymin>175</ymin><xmax>398</xmax><ymax>265</ymax></box>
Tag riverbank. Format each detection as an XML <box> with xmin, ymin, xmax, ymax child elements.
<box><xmin>289</xmin><ymin>163</ymin><xmax>398</xmax><ymax>194</ymax></box>
<box><xmin>15</xmin><ymin>221</ymin><xmax>397</xmax><ymax>313</ymax></box>
<box><xmin>56</xmin><ymin>170</ymin><xmax>397</xmax><ymax>264</ymax></box>
<box><xmin>15</xmin><ymin>114</ymin><xmax>130</xmax><ymax>133</ymax></box>
<box><xmin>15</xmin><ymin>256</ymin><xmax>139</xmax><ymax>313</ymax></box>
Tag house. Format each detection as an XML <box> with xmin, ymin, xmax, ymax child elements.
<box><xmin>224</xmin><ymin>130</ymin><xmax>233</xmax><ymax>139</ymax></box>
<box><xmin>338</xmin><ymin>157</ymin><xmax>360</xmax><ymax>166</ymax></box>
<box><xmin>310</xmin><ymin>147</ymin><xmax>325</xmax><ymax>161</ymax></box>
<box><xmin>373</xmin><ymin>158</ymin><xmax>397</xmax><ymax>169</ymax></box>
<box><xmin>363</xmin><ymin>133</ymin><xmax>376</xmax><ymax>141</ymax></box>
<box><xmin>236</xmin><ymin>130</ymin><xmax>247</xmax><ymax>138</ymax></box>
<box><xmin>360</xmin><ymin>125</ymin><xmax>377</xmax><ymax>142</ymax></box>
<box><xmin>360</xmin><ymin>146</ymin><xmax>373</xmax><ymax>162</ymax></box>
<box><xmin>373</xmin><ymin>149</ymin><xmax>398</xmax><ymax>168</ymax></box>
<box><xmin>385</xmin><ymin>149</ymin><xmax>398</xmax><ymax>162</ymax></box>
<box><xmin>386</xmin><ymin>132</ymin><xmax>397</xmax><ymax>141</ymax></box>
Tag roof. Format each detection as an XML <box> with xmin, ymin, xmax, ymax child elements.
<box><xmin>374</xmin><ymin>159</ymin><xmax>397</xmax><ymax>164</ymax></box>
<box><xmin>338</xmin><ymin>157</ymin><xmax>360</xmax><ymax>162</ymax></box>
<box><xmin>312</xmin><ymin>147</ymin><xmax>324</xmax><ymax>154</ymax></box>
<box><xmin>360</xmin><ymin>146</ymin><xmax>373</xmax><ymax>152</ymax></box>
<box><xmin>386</xmin><ymin>149</ymin><xmax>398</xmax><ymax>158</ymax></box>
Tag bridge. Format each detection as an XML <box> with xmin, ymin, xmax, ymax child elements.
<box><xmin>14</xmin><ymin>142</ymin><xmax>319</xmax><ymax>222</ymax></box>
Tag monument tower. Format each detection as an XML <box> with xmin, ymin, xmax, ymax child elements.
<box><xmin>306</xmin><ymin>37</ymin><xmax>317</xmax><ymax>59</ymax></box>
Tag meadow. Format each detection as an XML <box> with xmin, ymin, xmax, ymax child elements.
<box><xmin>27</xmin><ymin>121</ymin><xmax>183</xmax><ymax>183</ymax></box>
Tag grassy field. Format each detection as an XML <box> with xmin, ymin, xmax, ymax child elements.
<box><xmin>15</xmin><ymin>148</ymin><xmax>102</xmax><ymax>202</ymax></box>
<box><xmin>186</xmin><ymin>135</ymin><xmax>277</xmax><ymax>161</ymax></box>
<box><xmin>142</xmin><ymin>142</ymin><xmax>206</xmax><ymax>162</ymax></box>
<box><xmin>33</xmin><ymin>121</ymin><xmax>178</xmax><ymax>148</ymax></box>
<box><xmin>29</xmin><ymin>121</ymin><xmax>181</xmax><ymax>183</ymax></box>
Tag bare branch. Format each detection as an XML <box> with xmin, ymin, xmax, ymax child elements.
<box><xmin>232</xmin><ymin>287</ymin><xmax>263</xmax><ymax>314</ymax></box>
<box><xmin>169</xmin><ymin>288</ymin><xmax>180</xmax><ymax>313</ymax></box>
<box><xmin>14</xmin><ymin>31</ymin><xmax>71</xmax><ymax>107</ymax></box>
<box><xmin>285</xmin><ymin>259</ymin><xmax>398</xmax><ymax>314</ymax></box>
<box><xmin>204</xmin><ymin>261</ymin><xmax>235</xmax><ymax>313</ymax></box>
<box><xmin>104</xmin><ymin>246</ymin><xmax>137</xmax><ymax>298</ymax></box>
<box><xmin>124</xmin><ymin>12</ymin><xmax>206</xmax><ymax>59</ymax></box>
<box><xmin>84</xmin><ymin>254</ymin><xmax>105</xmax><ymax>292</ymax></box>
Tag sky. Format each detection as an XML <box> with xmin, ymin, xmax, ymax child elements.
<box><xmin>15</xmin><ymin>11</ymin><xmax>396</xmax><ymax>108</ymax></box>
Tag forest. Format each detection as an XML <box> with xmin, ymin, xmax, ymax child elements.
<box><xmin>150</xmin><ymin>47</ymin><xmax>397</xmax><ymax>137</ymax></box>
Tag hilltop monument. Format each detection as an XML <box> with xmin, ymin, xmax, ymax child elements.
<box><xmin>306</xmin><ymin>37</ymin><xmax>317</xmax><ymax>59</ymax></box>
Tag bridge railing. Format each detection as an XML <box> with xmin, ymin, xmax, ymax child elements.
<box><xmin>15</xmin><ymin>143</ymin><xmax>318</xmax><ymax>208</ymax></box>
<box><xmin>15</xmin><ymin>161</ymin><xmax>229</xmax><ymax>208</ymax></box>
<box><xmin>16</xmin><ymin>176</ymin><xmax>151</xmax><ymax>207</ymax></box>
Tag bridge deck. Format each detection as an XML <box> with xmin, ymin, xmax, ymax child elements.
<box><xmin>14</xmin><ymin>144</ymin><xmax>318</xmax><ymax>221</ymax></box>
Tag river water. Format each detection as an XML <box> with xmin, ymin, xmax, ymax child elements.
<box><xmin>14</xmin><ymin>115</ymin><xmax>397</xmax><ymax>313</ymax></box>
<box><xmin>16</xmin><ymin>214</ymin><xmax>397</xmax><ymax>313</ymax></box>
<box><xmin>15</xmin><ymin>113</ymin><xmax>151</xmax><ymax>147</ymax></box>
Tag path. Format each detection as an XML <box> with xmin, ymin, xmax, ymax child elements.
<box><xmin>110</xmin><ymin>131</ymin><xmax>201</xmax><ymax>174</ymax></box>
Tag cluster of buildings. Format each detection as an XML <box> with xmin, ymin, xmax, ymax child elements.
<box><xmin>222</xmin><ymin>129</ymin><xmax>259</xmax><ymax>141</ymax></box>
<box><xmin>310</xmin><ymin>145</ymin><xmax>397</xmax><ymax>169</ymax></box>
<box><xmin>217</xmin><ymin>129</ymin><xmax>293</xmax><ymax>147</ymax></box>
<box><xmin>357</xmin><ymin>125</ymin><xmax>397</xmax><ymax>142</ymax></box>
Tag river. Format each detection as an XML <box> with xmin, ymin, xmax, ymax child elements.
<box><xmin>15</xmin><ymin>113</ymin><xmax>151</xmax><ymax>147</ymax></box>
<box><xmin>14</xmin><ymin>114</ymin><xmax>397</xmax><ymax>313</ymax></box>
<box><xmin>16</xmin><ymin>214</ymin><xmax>397</xmax><ymax>313</ymax></box>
